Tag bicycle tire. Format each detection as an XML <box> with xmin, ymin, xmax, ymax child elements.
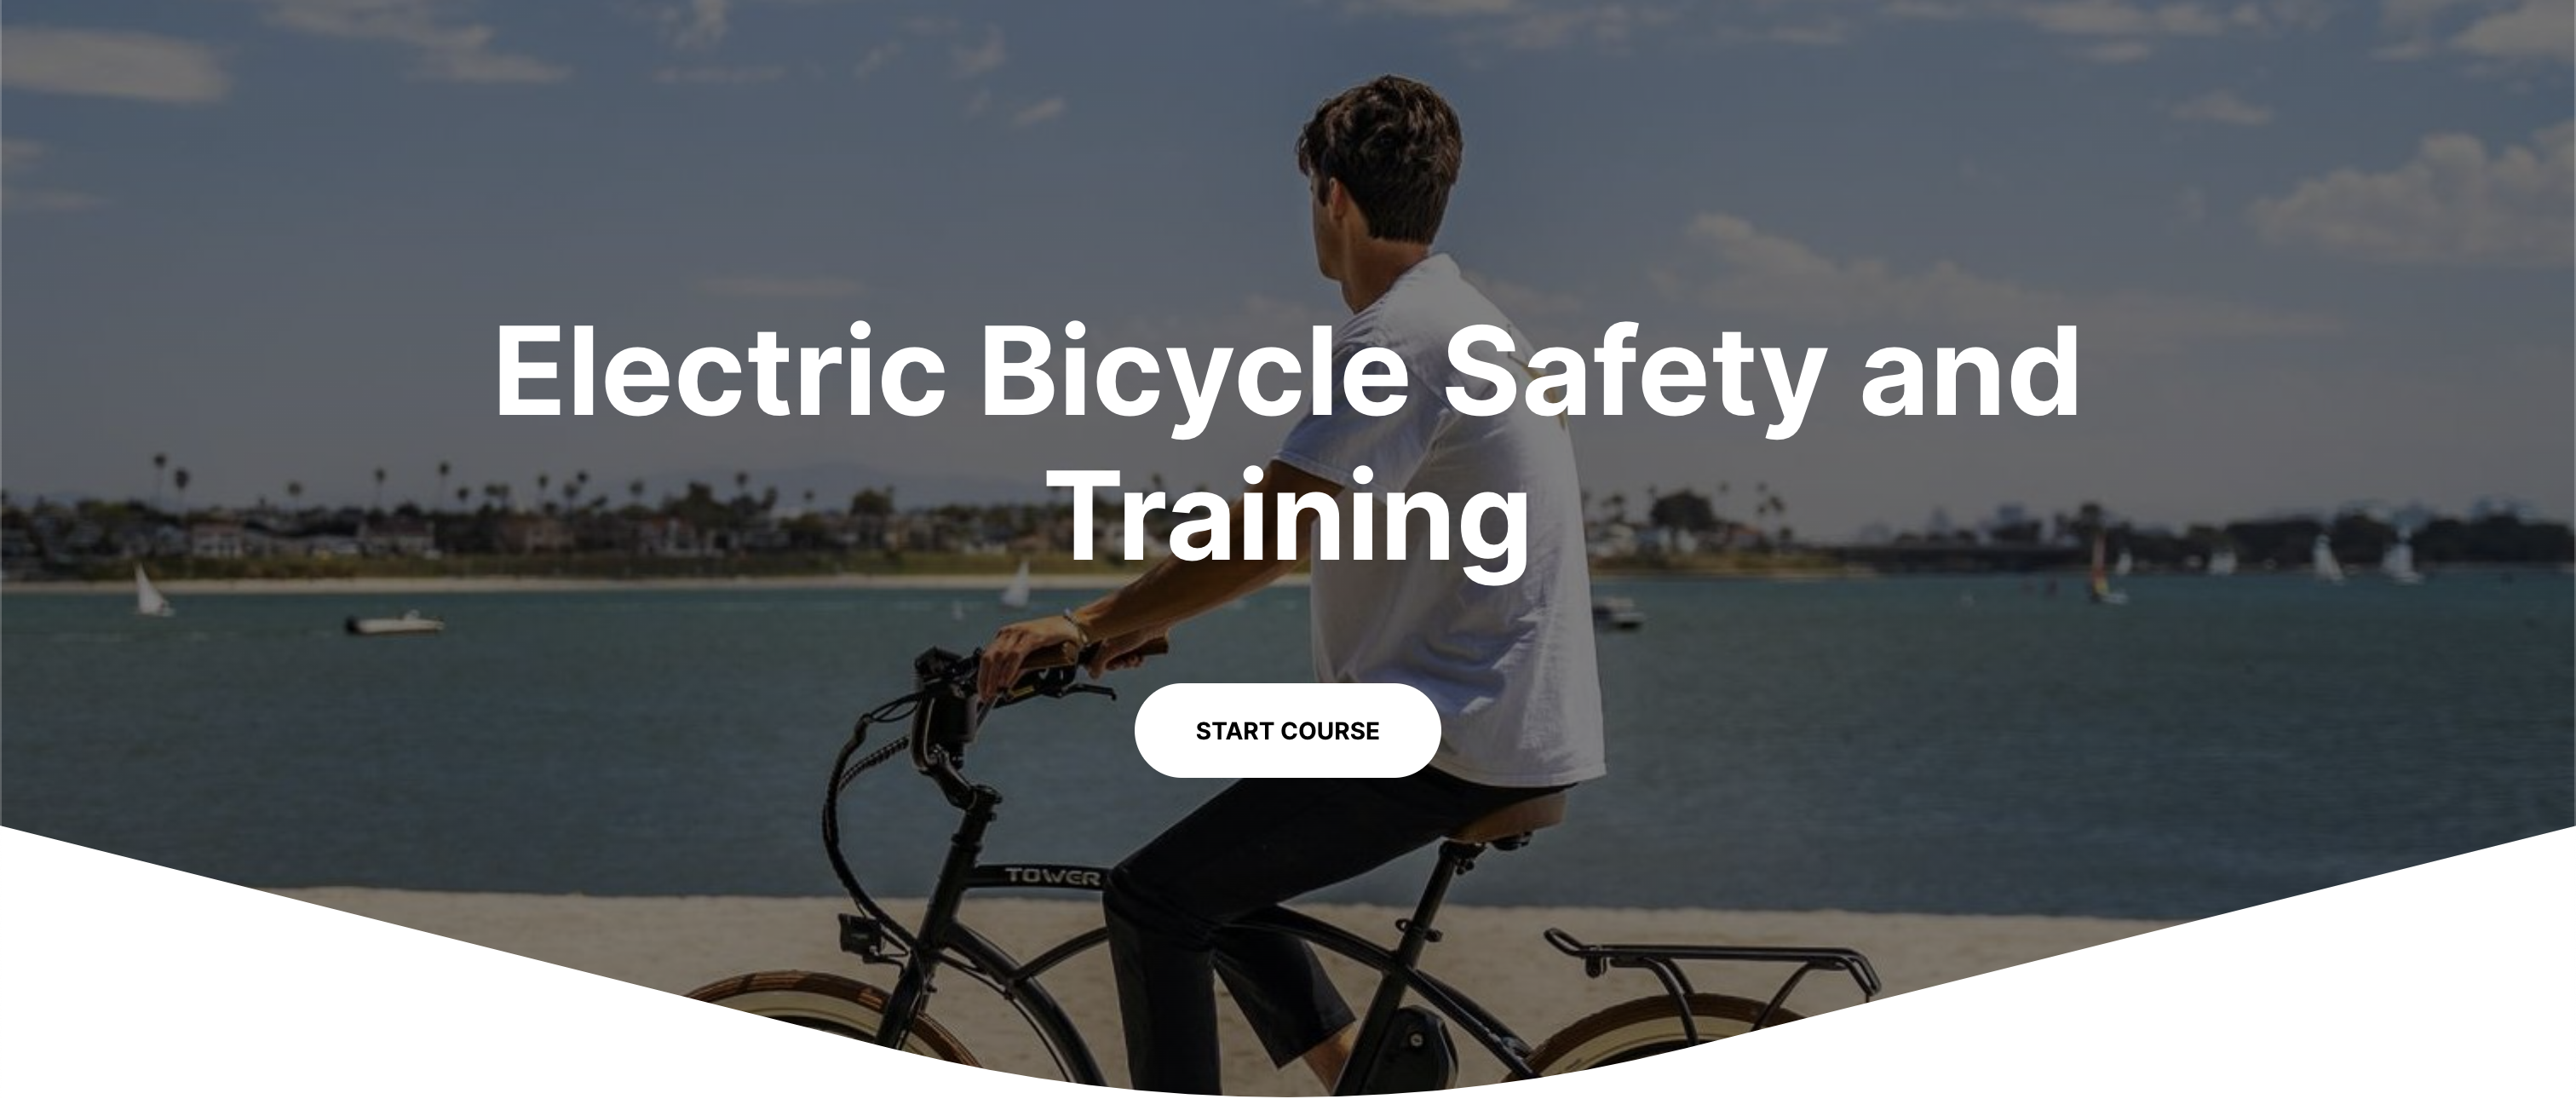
<box><xmin>1523</xmin><ymin>993</ymin><xmax>1799</xmax><ymax>1074</ymax></box>
<box><xmin>684</xmin><ymin>970</ymin><xmax>980</xmax><ymax>1066</ymax></box>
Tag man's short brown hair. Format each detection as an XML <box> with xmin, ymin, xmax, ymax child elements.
<box><xmin>1295</xmin><ymin>75</ymin><xmax>1463</xmax><ymax>245</ymax></box>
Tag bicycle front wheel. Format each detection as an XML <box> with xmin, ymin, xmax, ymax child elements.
<box><xmin>1525</xmin><ymin>993</ymin><xmax>1798</xmax><ymax>1073</ymax></box>
<box><xmin>685</xmin><ymin>970</ymin><xmax>980</xmax><ymax>1065</ymax></box>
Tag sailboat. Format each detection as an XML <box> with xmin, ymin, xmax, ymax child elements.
<box><xmin>998</xmin><ymin>559</ymin><xmax>1032</xmax><ymax>610</ymax></box>
<box><xmin>2113</xmin><ymin>549</ymin><xmax>2134</xmax><ymax>577</ymax></box>
<box><xmin>2088</xmin><ymin>532</ymin><xmax>2128</xmax><ymax>605</ymax></box>
<box><xmin>2312</xmin><ymin>534</ymin><xmax>2345</xmax><ymax>584</ymax></box>
<box><xmin>2382</xmin><ymin>531</ymin><xmax>2424</xmax><ymax>585</ymax></box>
<box><xmin>2207</xmin><ymin>549</ymin><xmax>2238</xmax><ymax>577</ymax></box>
<box><xmin>134</xmin><ymin>565</ymin><xmax>175</xmax><ymax>618</ymax></box>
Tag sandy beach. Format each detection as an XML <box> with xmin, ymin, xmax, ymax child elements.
<box><xmin>279</xmin><ymin>889</ymin><xmax>2168</xmax><ymax>1092</ymax></box>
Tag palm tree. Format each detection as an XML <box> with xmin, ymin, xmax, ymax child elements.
<box><xmin>152</xmin><ymin>452</ymin><xmax>169</xmax><ymax>512</ymax></box>
<box><xmin>373</xmin><ymin>467</ymin><xmax>387</xmax><ymax>511</ymax></box>
<box><xmin>285</xmin><ymin>480</ymin><xmax>303</xmax><ymax>509</ymax></box>
<box><xmin>628</xmin><ymin>479</ymin><xmax>646</xmax><ymax>509</ymax></box>
<box><xmin>455</xmin><ymin>486</ymin><xmax>470</xmax><ymax>510</ymax></box>
<box><xmin>173</xmin><ymin>468</ymin><xmax>192</xmax><ymax>520</ymax></box>
<box><xmin>436</xmin><ymin>460</ymin><xmax>451</xmax><ymax>506</ymax></box>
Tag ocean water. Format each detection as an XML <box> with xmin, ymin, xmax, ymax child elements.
<box><xmin>3</xmin><ymin>575</ymin><xmax>2567</xmax><ymax>919</ymax></box>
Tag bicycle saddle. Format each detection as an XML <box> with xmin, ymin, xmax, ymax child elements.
<box><xmin>1449</xmin><ymin>791</ymin><xmax>1567</xmax><ymax>846</ymax></box>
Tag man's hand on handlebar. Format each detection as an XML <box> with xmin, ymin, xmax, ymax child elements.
<box><xmin>976</xmin><ymin>613</ymin><xmax>1086</xmax><ymax>704</ymax></box>
<box><xmin>1084</xmin><ymin>628</ymin><xmax>1169</xmax><ymax>680</ymax></box>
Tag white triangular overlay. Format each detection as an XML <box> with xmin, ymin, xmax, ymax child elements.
<box><xmin>4</xmin><ymin>826</ymin><xmax>2569</xmax><ymax>1096</ymax></box>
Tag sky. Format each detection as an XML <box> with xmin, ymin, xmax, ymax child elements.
<box><xmin>3</xmin><ymin>0</ymin><xmax>2569</xmax><ymax>538</ymax></box>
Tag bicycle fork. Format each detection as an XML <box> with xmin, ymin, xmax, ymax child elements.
<box><xmin>877</xmin><ymin>783</ymin><xmax>1000</xmax><ymax>1050</ymax></box>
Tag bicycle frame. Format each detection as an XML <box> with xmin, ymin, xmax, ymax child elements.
<box><xmin>838</xmin><ymin>759</ymin><xmax>1549</xmax><ymax>1087</ymax></box>
<box><xmin>816</xmin><ymin>647</ymin><xmax>1881</xmax><ymax>1090</ymax></box>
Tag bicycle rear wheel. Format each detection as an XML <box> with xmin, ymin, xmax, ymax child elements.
<box><xmin>1525</xmin><ymin>993</ymin><xmax>1797</xmax><ymax>1073</ymax></box>
<box><xmin>685</xmin><ymin>970</ymin><xmax>980</xmax><ymax>1065</ymax></box>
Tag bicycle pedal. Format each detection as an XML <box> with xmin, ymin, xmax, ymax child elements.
<box><xmin>1353</xmin><ymin>1006</ymin><xmax>1457</xmax><ymax>1094</ymax></box>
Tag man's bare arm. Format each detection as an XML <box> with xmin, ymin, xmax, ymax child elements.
<box><xmin>975</xmin><ymin>459</ymin><xmax>1341</xmax><ymax>700</ymax></box>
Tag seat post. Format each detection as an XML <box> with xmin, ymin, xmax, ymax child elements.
<box><xmin>1336</xmin><ymin>840</ymin><xmax>1479</xmax><ymax>1096</ymax></box>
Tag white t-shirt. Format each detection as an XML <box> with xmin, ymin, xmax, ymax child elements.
<box><xmin>1274</xmin><ymin>254</ymin><xmax>1607</xmax><ymax>788</ymax></box>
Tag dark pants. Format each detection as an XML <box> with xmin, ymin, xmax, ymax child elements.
<box><xmin>1102</xmin><ymin>768</ymin><xmax>1565</xmax><ymax>1094</ymax></box>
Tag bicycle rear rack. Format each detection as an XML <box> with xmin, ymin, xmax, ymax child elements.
<box><xmin>1541</xmin><ymin>928</ymin><xmax>1883</xmax><ymax>1042</ymax></box>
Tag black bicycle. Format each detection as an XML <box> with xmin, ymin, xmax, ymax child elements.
<box><xmin>688</xmin><ymin>642</ymin><xmax>1881</xmax><ymax>1091</ymax></box>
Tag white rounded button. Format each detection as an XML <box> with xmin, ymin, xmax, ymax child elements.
<box><xmin>1133</xmin><ymin>682</ymin><xmax>1441</xmax><ymax>778</ymax></box>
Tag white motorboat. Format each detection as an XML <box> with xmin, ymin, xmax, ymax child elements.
<box><xmin>346</xmin><ymin>610</ymin><xmax>446</xmax><ymax>636</ymax></box>
<box><xmin>1592</xmin><ymin>596</ymin><xmax>1646</xmax><ymax>630</ymax></box>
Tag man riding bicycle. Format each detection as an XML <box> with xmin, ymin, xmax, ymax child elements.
<box><xmin>978</xmin><ymin>75</ymin><xmax>1605</xmax><ymax>1096</ymax></box>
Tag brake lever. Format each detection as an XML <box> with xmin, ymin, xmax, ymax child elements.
<box><xmin>988</xmin><ymin>665</ymin><xmax>1119</xmax><ymax>707</ymax></box>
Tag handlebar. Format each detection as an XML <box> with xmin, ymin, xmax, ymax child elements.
<box><xmin>819</xmin><ymin>634</ymin><xmax>1169</xmax><ymax>958</ymax></box>
<box><xmin>906</xmin><ymin>636</ymin><xmax>1170</xmax><ymax>702</ymax></box>
<box><xmin>893</xmin><ymin>636</ymin><xmax>1170</xmax><ymax>808</ymax></box>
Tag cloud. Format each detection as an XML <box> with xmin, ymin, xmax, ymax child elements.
<box><xmin>2171</xmin><ymin>89</ymin><xmax>2274</xmax><ymax>125</ymax></box>
<box><xmin>1009</xmin><ymin>96</ymin><xmax>1067</xmax><ymax>128</ymax></box>
<box><xmin>250</xmin><ymin>0</ymin><xmax>569</xmax><ymax>83</ymax></box>
<box><xmin>1475</xmin><ymin>4</ymin><xmax>1666</xmax><ymax>52</ymax></box>
<box><xmin>2</xmin><ymin>139</ymin><xmax>109</xmax><ymax>213</ymax></box>
<box><xmin>2017</xmin><ymin>0</ymin><xmax>2228</xmax><ymax>37</ymax></box>
<box><xmin>2450</xmin><ymin>0</ymin><xmax>2574</xmax><ymax>63</ymax></box>
<box><xmin>853</xmin><ymin>43</ymin><xmax>900</xmax><ymax>78</ymax></box>
<box><xmin>1344</xmin><ymin>0</ymin><xmax>1517</xmax><ymax>14</ymax></box>
<box><xmin>1122</xmin><ymin>294</ymin><xmax>1346</xmax><ymax>354</ymax></box>
<box><xmin>663</xmin><ymin>0</ymin><xmax>730</xmax><ymax>49</ymax></box>
<box><xmin>2079</xmin><ymin>39</ymin><xmax>2155</xmax><ymax>61</ymax></box>
<box><xmin>1337</xmin><ymin>0</ymin><xmax>1665</xmax><ymax>55</ymax></box>
<box><xmin>1348</xmin><ymin>0</ymin><xmax>2317</xmax><ymax>58</ymax></box>
<box><xmin>1666</xmin><ymin>211</ymin><xmax>2339</xmax><ymax>348</ymax></box>
<box><xmin>952</xmin><ymin>26</ymin><xmax>1006</xmax><ymax>78</ymax></box>
<box><xmin>653</xmin><ymin>65</ymin><xmax>785</xmax><ymax>85</ymax></box>
<box><xmin>2378</xmin><ymin>0</ymin><xmax>2573</xmax><ymax>66</ymax></box>
<box><xmin>2249</xmin><ymin>121</ymin><xmax>2574</xmax><ymax>267</ymax></box>
<box><xmin>2173</xmin><ymin>185</ymin><xmax>2207</xmax><ymax>224</ymax></box>
<box><xmin>1767</xmin><ymin>20</ymin><xmax>1852</xmax><ymax>46</ymax></box>
<box><xmin>699</xmin><ymin>276</ymin><xmax>867</xmax><ymax>299</ymax></box>
<box><xmin>1461</xmin><ymin>268</ymin><xmax>1585</xmax><ymax>318</ymax></box>
<box><xmin>0</xmin><ymin>27</ymin><xmax>229</xmax><ymax>104</ymax></box>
